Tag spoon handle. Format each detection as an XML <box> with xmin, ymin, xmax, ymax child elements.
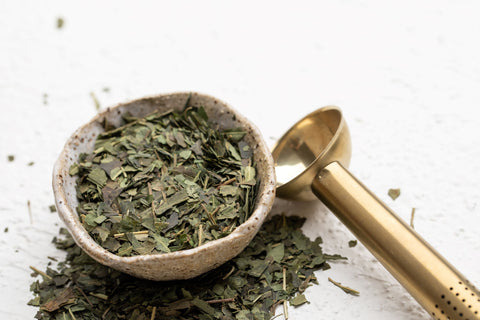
<box><xmin>312</xmin><ymin>161</ymin><xmax>480</xmax><ymax>320</ymax></box>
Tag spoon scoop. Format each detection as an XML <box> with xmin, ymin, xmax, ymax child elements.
<box><xmin>272</xmin><ymin>106</ymin><xmax>480</xmax><ymax>320</ymax></box>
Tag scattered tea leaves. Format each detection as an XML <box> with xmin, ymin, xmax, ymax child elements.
<box><xmin>49</xmin><ymin>205</ymin><xmax>57</xmax><ymax>213</ymax></box>
<box><xmin>28</xmin><ymin>215</ymin><xmax>345</xmax><ymax>319</ymax></box>
<box><xmin>4</xmin><ymin>227</ymin><xmax>8</xmax><ymax>233</ymax></box>
<box><xmin>328</xmin><ymin>277</ymin><xmax>359</xmax><ymax>296</ymax></box>
<box><xmin>70</xmin><ymin>106</ymin><xmax>258</xmax><ymax>256</ymax></box>
<box><xmin>348</xmin><ymin>240</ymin><xmax>357</xmax><ymax>248</ymax></box>
<box><xmin>8</xmin><ymin>155</ymin><xmax>15</xmax><ymax>162</ymax></box>
<box><xmin>388</xmin><ymin>188</ymin><xmax>401</xmax><ymax>200</ymax></box>
<box><xmin>28</xmin><ymin>161</ymin><xmax>35</xmax><ymax>166</ymax></box>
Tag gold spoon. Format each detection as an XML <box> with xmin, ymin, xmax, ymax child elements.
<box><xmin>272</xmin><ymin>106</ymin><xmax>480</xmax><ymax>320</ymax></box>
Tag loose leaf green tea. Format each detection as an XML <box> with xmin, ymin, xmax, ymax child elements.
<box><xmin>28</xmin><ymin>215</ymin><xmax>344</xmax><ymax>319</ymax></box>
<box><xmin>69</xmin><ymin>106</ymin><xmax>258</xmax><ymax>256</ymax></box>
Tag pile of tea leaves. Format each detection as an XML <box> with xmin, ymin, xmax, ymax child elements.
<box><xmin>28</xmin><ymin>214</ymin><xmax>346</xmax><ymax>320</ymax></box>
<box><xmin>69</xmin><ymin>105</ymin><xmax>258</xmax><ymax>256</ymax></box>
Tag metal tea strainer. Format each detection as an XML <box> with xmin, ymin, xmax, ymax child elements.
<box><xmin>272</xmin><ymin>106</ymin><xmax>480</xmax><ymax>320</ymax></box>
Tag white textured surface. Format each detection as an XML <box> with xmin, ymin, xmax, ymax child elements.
<box><xmin>1</xmin><ymin>1</ymin><xmax>480</xmax><ymax>319</ymax></box>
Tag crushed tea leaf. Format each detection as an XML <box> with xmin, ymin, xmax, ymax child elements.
<box><xmin>348</xmin><ymin>240</ymin><xmax>357</xmax><ymax>248</ymax></box>
<box><xmin>28</xmin><ymin>215</ymin><xmax>345</xmax><ymax>319</ymax></box>
<box><xmin>56</xmin><ymin>17</ymin><xmax>64</xmax><ymax>29</ymax></box>
<box><xmin>8</xmin><ymin>155</ymin><xmax>15</xmax><ymax>162</ymax></box>
<box><xmin>388</xmin><ymin>188</ymin><xmax>401</xmax><ymax>200</ymax></box>
<box><xmin>290</xmin><ymin>293</ymin><xmax>308</xmax><ymax>306</ymax></box>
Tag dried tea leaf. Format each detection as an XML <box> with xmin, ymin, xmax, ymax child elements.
<box><xmin>267</xmin><ymin>243</ymin><xmax>285</xmax><ymax>263</ymax></box>
<box><xmin>191</xmin><ymin>298</ymin><xmax>217</xmax><ymax>316</ymax></box>
<box><xmin>28</xmin><ymin>215</ymin><xmax>346</xmax><ymax>319</ymax></box>
<box><xmin>87</xmin><ymin>167</ymin><xmax>107</xmax><ymax>187</ymax></box>
<box><xmin>290</xmin><ymin>293</ymin><xmax>308</xmax><ymax>306</ymax></box>
<box><xmin>388</xmin><ymin>188</ymin><xmax>401</xmax><ymax>200</ymax></box>
<box><xmin>151</xmin><ymin>233</ymin><xmax>171</xmax><ymax>253</ymax></box>
<box><xmin>41</xmin><ymin>287</ymin><xmax>75</xmax><ymax>312</ymax></box>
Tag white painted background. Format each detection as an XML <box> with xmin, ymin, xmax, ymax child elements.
<box><xmin>1</xmin><ymin>1</ymin><xmax>480</xmax><ymax>319</ymax></box>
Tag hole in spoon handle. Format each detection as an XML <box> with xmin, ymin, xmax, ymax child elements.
<box><xmin>312</xmin><ymin>161</ymin><xmax>480</xmax><ymax>320</ymax></box>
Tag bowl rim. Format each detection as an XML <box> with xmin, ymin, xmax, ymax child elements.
<box><xmin>52</xmin><ymin>91</ymin><xmax>276</xmax><ymax>272</ymax></box>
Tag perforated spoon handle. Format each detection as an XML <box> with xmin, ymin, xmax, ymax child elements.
<box><xmin>312</xmin><ymin>161</ymin><xmax>480</xmax><ymax>320</ymax></box>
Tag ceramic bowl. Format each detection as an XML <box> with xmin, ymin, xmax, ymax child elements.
<box><xmin>52</xmin><ymin>92</ymin><xmax>276</xmax><ymax>281</ymax></box>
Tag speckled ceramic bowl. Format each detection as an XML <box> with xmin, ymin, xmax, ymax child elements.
<box><xmin>52</xmin><ymin>92</ymin><xmax>276</xmax><ymax>281</ymax></box>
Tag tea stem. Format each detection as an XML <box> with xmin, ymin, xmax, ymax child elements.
<box><xmin>328</xmin><ymin>277</ymin><xmax>360</xmax><ymax>296</ymax></box>
<box><xmin>283</xmin><ymin>267</ymin><xmax>288</xmax><ymax>319</ymax></box>
<box><xmin>216</xmin><ymin>177</ymin><xmax>236</xmax><ymax>188</ymax></box>
<box><xmin>150</xmin><ymin>306</ymin><xmax>156</xmax><ymax>320</ymax></box>
<box><xmin>75</xmin><ymin>287</ymin><xmax>92</xmax><ymax>307</ymax></box>
<box><xmin>222</xmin><ymin>266</ymin><xmax>236</xmax><ymax>280</ymax></box>
<box><xmin>101</xmin><ymin>305</ymin><xmax>112</xmax><ymax>319</ymax></box>
<box><xmin>114</xmin><ymin>230</ymin><xmax>149</xmax><ymax>238</ymax></box>
<box><xmin>29</xmin><ymin>265</ymin><xmax>52</xmax><ymax>280</ymax></box>
<box><xmin>68</xmin><ymin>308</ymin><xmax>77</xmax><ymax>320</ymax></box>
<box><xmin>206</xmin><ymin>298</ymin><xmax>235</xmax><ymax>304</ymax></box>
<box><xmin>198</xmin><ymin>225</ymin><xmax>203</xmax><ymax>246</ymax></box>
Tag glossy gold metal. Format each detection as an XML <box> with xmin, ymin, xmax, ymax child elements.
<box><xmin>273</xmin><ymin>106</ymin><xmax>480</xmax><ymax>320</ymax></box>
<box><xmin>272</xmin><ymin>106</ymin><xmax>351</xmax><ymax>201</ymax></box>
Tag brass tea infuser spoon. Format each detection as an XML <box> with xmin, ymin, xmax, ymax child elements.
<box><xmin>272</xmin><ymin>106</ymin><xmax>480</xmax><ymax>320</ymax></box>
